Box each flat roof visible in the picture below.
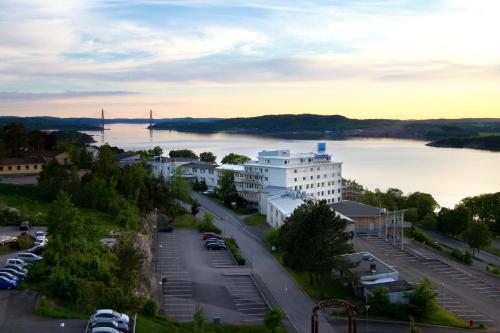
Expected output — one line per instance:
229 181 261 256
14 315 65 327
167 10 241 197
181 162 218 170
342 252 397 277
0 157 44 165
331 200 387 217
365 280 414 293
216 164 244 171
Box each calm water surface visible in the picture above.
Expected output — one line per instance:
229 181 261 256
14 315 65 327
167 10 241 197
87 123 500 208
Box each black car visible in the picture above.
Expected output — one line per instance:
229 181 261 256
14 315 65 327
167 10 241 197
19 221 30 231
158 225 173 232
206 242 226 250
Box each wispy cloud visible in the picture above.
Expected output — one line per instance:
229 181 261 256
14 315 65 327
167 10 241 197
0 91 137 101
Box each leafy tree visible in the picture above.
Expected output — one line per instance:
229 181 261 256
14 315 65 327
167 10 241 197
193 305 205 333
406 192 439 220
463 221 491 256
93 144 120 180
264 307 286 333
461 192 500 233
116 237 143 288
437 205 471 236
37 160 80 200
1 123 29 157
218 170 239 206
170 170 192 202
420 213 437 229
116 201 140 229
199 152 216 163
46 192 84 252
368 287 390 315
191 200 200 216
406 278 437 320
279 200 353 298
169 149 198 159
220 153 251 165
405 208 418 223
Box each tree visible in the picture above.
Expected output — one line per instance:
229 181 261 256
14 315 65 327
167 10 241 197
199 152 216 163
368 287 390 316
406 278 437 320
437 205 471 237
406 192 439 220
116 237 143 288
169 149 198 160
193 305 205 333
93 144 120 180
191 200 200 216
461 192 500 233
463 221 491 256
1 123 29 157
220 153 251 165
264 307 286 333
279 200 353 298
218 171 238 206
46 192 84 252
409 316 421 333
169 170 192 202
37 160 80 200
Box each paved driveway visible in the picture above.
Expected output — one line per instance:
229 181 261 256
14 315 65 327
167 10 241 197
0 290 86 333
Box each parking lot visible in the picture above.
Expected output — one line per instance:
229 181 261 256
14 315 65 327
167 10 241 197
357 235 498 327
156 228 268 324
224 274 269 323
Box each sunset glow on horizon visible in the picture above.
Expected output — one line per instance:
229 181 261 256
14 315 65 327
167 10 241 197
1 1 499 119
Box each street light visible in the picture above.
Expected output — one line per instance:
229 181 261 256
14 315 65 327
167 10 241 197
365 305 370 333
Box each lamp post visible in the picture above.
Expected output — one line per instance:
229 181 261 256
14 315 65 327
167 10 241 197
365 304 370 333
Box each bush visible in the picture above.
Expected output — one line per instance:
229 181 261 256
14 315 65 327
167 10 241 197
449 248 473 265
225 237 246 266
142 299 158 317
264 307 286 333
197 214 221 233
265 227 280 249
410 227 443 251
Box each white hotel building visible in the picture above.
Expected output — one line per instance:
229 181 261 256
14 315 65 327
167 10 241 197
237 149 343 208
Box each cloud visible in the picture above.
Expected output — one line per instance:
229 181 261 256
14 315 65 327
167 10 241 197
0 90 137 101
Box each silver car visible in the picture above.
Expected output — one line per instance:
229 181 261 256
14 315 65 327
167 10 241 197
16 252 42 263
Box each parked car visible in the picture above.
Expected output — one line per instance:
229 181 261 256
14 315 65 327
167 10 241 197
34 239 48 247
92 319 128 333
35 231 46 239
205 239 226 247
206 242 227 250
3 264 28 275
0 268 26 279
0 276 16 290
202 189 213 195
5 258 27 267
0 235 17 246
26 244 44 255
91 310 130 325
16 252 42 263
19 221 30 231
158 225 173 233
202 232 222 240
90 328 120 333
0 271 19 282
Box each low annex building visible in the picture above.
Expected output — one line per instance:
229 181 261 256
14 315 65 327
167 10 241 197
0 150 71 177
331 200 388 233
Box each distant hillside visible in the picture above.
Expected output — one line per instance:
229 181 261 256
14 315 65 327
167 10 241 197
151 114 500 141
427 135 500 152
0 116 221 130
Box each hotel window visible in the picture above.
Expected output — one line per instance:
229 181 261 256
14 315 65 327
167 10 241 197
17 166 21 170
264 177 268 181
310 176 313 180
310 168 313 171
25 165 30 170
0 166 3 171
306 184 309 189
338 189 341 193
317 183 320 187
294 186 298 190
294 178 297 182
299 185 303 190
324 174 327 178
311 184 314 188
317 175 320 179
294 169 297 173
317 167 320 171
303 177 306 180
264 168 268 172
284 160 288 164
8 166 12 170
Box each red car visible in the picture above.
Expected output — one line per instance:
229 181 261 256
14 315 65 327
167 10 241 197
203 232 222 240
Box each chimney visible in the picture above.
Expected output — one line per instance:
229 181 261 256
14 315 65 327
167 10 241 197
370 263 377 274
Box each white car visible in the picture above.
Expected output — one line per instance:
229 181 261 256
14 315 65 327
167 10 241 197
91 310 129 325
35 231 47 242
5 258 27 267
16 252 42 263
91 328 120 333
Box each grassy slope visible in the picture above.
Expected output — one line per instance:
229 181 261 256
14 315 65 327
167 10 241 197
0 184 116 233
244 214 267 226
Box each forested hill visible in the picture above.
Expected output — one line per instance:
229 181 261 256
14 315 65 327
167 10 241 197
427 135 500 152
151 114 500 141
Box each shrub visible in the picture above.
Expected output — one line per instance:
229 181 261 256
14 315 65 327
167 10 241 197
264 307 286 333
410 227 443 251
225 237 246 266
448 248 473 265
197 214 221 233
265 227 280 249
142 299 158 317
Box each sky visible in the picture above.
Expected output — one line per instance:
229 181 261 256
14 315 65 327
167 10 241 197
0 0 499 119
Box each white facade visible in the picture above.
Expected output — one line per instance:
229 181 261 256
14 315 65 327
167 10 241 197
179 162 218 189
240 149 343 206
149 156 195 180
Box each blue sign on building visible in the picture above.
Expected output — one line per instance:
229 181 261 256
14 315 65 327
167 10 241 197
317 142 326 154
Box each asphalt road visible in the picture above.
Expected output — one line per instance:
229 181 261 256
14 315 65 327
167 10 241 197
192 192 331 333
425 229 500 267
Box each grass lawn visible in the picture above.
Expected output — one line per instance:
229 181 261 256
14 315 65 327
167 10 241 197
0 184 117 236
271 251 352 301
172 214 198 228
244 214 267 226
424 304 469 328
485 244 500 257
136 315 282 333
